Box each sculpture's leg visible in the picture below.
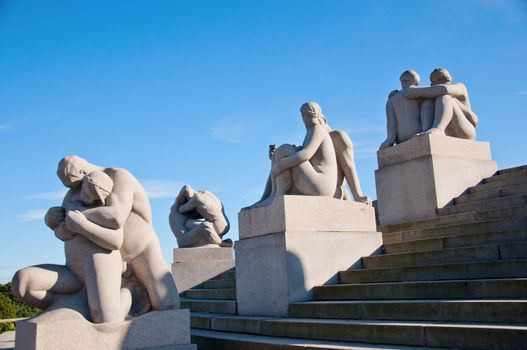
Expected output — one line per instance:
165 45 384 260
11 264 82 309
337 148 369 203
176 219 211 247
447 99 477 140
83 250 124 323
420 99 435 132
130 241 180 310
425 95 455 136
250 144 296 208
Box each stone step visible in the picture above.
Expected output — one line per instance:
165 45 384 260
259 318 527 350
454 183 527 205
191 329 442 350
438 194 527 216
468 175 527 193
210 269 236 280
185 288 236 300
380 205 527 235
362 242 527 269
203 278 236 289
485 166 527 182
383 217 527 244
289 299 527 323
181 298 237 314
190 312 270 334
384 228 527 254
340 259 527 284
314 278 527 301
497 164 527 176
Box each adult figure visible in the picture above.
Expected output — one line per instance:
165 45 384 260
12 171 130 323
379 70 423 149
321 118 371 204
249 102 338 208
169 185 231 248
405 68 478 139
13 156 179 319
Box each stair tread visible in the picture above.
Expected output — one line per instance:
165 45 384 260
191 329 442 349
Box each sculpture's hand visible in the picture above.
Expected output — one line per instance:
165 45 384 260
403 87 419 99
45 206 65 229
65 210 88 233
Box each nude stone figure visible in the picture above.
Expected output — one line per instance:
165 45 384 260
379 70 423 149
249 102 338 208
12 170 133 323
405 68 478 139
321 118 371 204
12 156 179 323
169 185 232 248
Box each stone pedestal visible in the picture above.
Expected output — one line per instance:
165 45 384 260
375 134 498 226
15 308 195 350
172 247 235 293
236 196 382 317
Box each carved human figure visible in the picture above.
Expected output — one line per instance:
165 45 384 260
405 68 478 139
249 102 338 208
169 185 231 248
320 118 371 204
379 70 423 149
12 156 179 323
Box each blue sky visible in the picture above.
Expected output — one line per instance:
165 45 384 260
1 0 526 282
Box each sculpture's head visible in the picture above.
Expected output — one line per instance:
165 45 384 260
57 155 90 189
81 170 113 206
399 70 420 88
430 68 452 85
300 102 325 127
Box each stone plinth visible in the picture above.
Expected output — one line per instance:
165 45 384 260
375 134 497 226
15 308 195 350
172 247 234 293
236 196 382 317
239 195 376 239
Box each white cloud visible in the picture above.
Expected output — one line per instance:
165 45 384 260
515 90 527 96
0 124 8 130
25 190 67 200
207 119 254 144
140 179 185 199
16 209 47 222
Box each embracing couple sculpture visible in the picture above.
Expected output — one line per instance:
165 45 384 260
380 67 478 149
12 156 180 324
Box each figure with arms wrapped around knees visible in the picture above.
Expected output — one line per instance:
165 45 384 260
249 102 369 208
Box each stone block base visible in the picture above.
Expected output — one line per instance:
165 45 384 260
15 308 195 350
239 195 376 239
172 247 234 293
236 196 382 317
375 134 497 226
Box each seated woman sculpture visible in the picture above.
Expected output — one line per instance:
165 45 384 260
249 102 339 208
12 171 132 323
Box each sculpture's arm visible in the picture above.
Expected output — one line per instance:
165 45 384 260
53 221 77 241
80 170 134 230
379 99 397 149
405 83 465 99
65 210 124 251
273 126 325 175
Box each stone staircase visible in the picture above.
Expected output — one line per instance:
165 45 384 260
187 165 527 349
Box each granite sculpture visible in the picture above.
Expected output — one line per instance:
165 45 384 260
169 185 231 248
12 155 180 324
249 102 369 208
380 68 478 149
406 68 478 139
